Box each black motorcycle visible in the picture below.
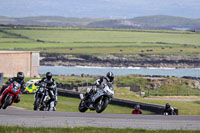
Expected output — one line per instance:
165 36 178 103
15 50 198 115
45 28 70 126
33 82 55 111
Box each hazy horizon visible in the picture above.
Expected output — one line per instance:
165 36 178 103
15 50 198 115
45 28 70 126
1 0 200 19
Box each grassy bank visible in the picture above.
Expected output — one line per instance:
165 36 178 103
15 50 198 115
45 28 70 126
1 126 199 133
114 87 200 115
116 75 200 96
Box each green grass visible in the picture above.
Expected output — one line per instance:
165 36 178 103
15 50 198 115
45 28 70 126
13 94 153 114
53 76 95 85
116 75 147 88
1 126 199 133
116 76 200 96
114 87 200 115
7 29 200 44
148 84 200 96
0 26 200 55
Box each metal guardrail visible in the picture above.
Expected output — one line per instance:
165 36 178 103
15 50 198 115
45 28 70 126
58 89 178 115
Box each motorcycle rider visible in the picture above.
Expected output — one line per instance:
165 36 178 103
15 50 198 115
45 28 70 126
81 72 114 101
35 72 57 108
163 103 175 115
0 72 26 103
132 104 142 114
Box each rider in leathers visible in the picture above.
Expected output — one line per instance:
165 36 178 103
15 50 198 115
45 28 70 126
35 72 57 107
83 72 114 100
163 103 175 115
0 72 26 103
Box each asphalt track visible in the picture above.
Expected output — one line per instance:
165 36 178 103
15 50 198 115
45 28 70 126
0 109 200 130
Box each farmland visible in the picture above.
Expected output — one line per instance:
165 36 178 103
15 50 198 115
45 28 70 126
0 26 200 55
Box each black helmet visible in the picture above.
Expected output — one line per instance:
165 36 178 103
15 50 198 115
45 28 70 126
165 103 171 109
46 72 52 80
17 72 24 81
106 72 114 82
135 104 140 110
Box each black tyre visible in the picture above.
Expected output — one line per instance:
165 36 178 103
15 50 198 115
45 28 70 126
96 97 109 113
2 95 13 109
46 103 50 111
33 98 40 111
78 100 88 113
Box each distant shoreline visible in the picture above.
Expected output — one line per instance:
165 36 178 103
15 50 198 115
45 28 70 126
40 53 200 69
41 65 200 70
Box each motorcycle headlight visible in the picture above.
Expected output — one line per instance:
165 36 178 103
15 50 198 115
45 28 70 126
12 87 18 92
106 91 113 96
39 87 44 92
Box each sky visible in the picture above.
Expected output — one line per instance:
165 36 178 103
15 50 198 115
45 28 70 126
0 0 200 18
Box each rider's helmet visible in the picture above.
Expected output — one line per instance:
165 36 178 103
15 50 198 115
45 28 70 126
46 72 52 80
17 72 24 81
135 104 140 111
165 103 171 109
106 72 114 82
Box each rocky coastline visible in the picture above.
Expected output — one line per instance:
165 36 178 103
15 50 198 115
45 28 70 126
40 53 200 68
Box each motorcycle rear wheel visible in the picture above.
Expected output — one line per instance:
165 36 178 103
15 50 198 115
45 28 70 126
78 100 88 112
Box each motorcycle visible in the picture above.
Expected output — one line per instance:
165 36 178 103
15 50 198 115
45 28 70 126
0 81 21 109
33 83 56 111
78 83 114 113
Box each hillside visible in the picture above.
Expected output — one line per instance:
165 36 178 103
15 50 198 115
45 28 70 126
88 15 200 30
0 15 200 30
0 16 104 27
131 15 200 29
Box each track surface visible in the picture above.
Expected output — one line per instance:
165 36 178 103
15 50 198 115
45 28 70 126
0 109 200 130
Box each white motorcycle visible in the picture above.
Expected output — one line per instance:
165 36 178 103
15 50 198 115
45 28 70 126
79 83 114 113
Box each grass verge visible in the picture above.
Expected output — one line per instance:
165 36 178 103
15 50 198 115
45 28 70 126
0 126 199 133
114 87 200 115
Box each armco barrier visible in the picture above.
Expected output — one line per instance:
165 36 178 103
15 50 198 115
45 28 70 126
58 89 178 115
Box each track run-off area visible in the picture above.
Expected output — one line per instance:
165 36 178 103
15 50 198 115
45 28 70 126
0 109 200 130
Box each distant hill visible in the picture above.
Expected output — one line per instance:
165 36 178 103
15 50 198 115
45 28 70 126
130 15 200 29
0 16 104 27
0 15 200 30
88 15 200 30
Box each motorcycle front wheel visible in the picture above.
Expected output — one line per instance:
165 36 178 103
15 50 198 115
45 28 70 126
96 97 109 113
78 100 88 113
33 98 41 111
2 95 13 109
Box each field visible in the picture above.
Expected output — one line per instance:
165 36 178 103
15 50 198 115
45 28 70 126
0 26 200 55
